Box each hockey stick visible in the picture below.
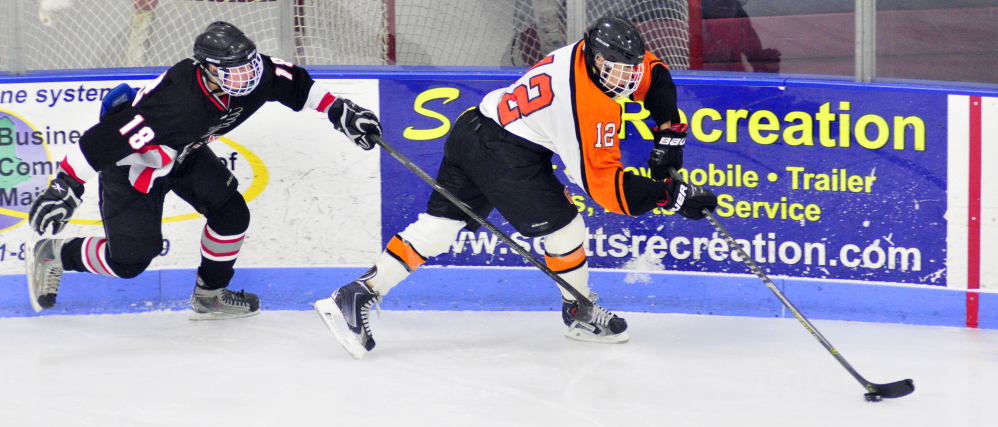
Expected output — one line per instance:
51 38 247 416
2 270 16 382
372 134 596 320
668 169 914 401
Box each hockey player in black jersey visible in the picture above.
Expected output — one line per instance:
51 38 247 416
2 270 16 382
26 21 382 319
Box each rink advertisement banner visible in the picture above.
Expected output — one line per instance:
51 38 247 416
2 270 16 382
379 79 947 286
0 77 383 276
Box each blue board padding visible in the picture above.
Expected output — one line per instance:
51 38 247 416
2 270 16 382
1 267 985 330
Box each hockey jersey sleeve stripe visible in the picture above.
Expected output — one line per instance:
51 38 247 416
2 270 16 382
306 84 337 113
132 166 156 193
614 169 631 216
59 146 97 184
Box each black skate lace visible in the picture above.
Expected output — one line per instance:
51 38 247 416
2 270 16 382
220 289 248 307
42 263 63 295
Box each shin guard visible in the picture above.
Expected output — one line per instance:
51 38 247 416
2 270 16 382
543 214 590 300
366 214 466 295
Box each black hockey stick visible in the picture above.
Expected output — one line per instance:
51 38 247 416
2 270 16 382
372 135 596 320
669 169 914 401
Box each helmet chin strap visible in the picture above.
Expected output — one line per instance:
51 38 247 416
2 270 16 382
199 65 227 95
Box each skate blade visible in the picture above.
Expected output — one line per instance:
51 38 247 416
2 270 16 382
564 327 630 344
314 298 367 359
188 309 261 321
24 240 42 313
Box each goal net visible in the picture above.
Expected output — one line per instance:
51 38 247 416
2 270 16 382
3 0 689 72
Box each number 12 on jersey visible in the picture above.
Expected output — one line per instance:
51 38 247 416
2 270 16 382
594 122 616 148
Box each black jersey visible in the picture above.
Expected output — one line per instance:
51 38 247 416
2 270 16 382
61 55 336 192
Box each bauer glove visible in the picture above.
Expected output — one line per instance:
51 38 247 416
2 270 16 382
329 97 382 150
657 177 717 220
648 123 688 180
29 172 84 235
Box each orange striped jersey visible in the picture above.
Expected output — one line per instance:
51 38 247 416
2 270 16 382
478 40 677 216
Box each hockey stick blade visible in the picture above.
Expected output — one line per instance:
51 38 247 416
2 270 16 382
667 168 914 401
865 379 915 402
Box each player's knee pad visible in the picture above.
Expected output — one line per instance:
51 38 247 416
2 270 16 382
544 214 586 256
398 213 467 258
204 192 250 236
77 237 153 278
106 257 153 279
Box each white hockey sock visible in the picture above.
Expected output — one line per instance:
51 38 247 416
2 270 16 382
543 214 590 301
367 213 466 295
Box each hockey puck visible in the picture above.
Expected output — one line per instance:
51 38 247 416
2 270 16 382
864 393 883 402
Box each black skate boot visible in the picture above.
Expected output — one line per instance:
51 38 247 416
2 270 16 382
26 239 66 312
315 273 380 359
189 275 260 320
562 292 629 344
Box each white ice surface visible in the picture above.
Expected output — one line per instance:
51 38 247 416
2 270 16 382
1 310 996 426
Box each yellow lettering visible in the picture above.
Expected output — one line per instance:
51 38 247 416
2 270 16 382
894 116 925 151
789 204 805 220
403 87 461 140
839 101 851 148
692 108 722 142
864 175 877 192
716 193 734 217
735 200 751 218
847 175 864 192
619 100 653 139
855 114 889 149
786 166 804 189
805 204 821 221
748 110 780 144
782 111 813 146
726 109 749 143
816 102 836 147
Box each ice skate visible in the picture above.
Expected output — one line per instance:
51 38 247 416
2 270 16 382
315 279 380 359
189 275 260 320
26 238 66 312
562 293 629 344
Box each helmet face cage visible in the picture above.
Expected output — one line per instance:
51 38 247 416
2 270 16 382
209 50 263 97
596 55 644 100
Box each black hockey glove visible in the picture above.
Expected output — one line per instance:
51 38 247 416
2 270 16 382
648 123 688 181
329 97 382 150
657 177 717 220
29 172 84 235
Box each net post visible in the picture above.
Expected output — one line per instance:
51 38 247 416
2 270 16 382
277 0 296 63
566 0 587 42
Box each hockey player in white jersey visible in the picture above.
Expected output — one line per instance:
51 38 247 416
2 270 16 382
316 16 718 358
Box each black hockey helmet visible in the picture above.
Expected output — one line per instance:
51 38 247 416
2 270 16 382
583 16 645 67
194 21 256 67
582 16 646 99
193 21 263 96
